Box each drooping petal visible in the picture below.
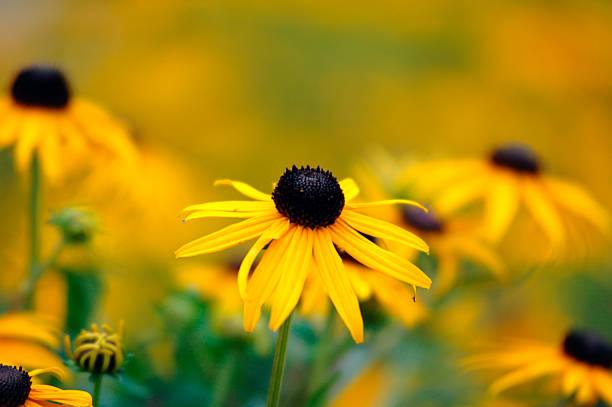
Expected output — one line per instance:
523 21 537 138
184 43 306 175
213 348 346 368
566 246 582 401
483 176 520 242
329 219 431 288
29 384 93 407
522 178 565 249
313 228 363 343
269 227 313 330
243 229 295 332
545 176 610 233
15 117 41 172
175 213 280 258
340 209 429 253
489 358 564 395
238 217 290 298
214 179 272 201
339 178 359 202
347 199 426 212
434 175 489 216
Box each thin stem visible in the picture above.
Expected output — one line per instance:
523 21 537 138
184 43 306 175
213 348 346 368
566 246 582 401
27 154 41 307
266 313 293 407
211 351 238 407
306 312 336 398
92 374 103 406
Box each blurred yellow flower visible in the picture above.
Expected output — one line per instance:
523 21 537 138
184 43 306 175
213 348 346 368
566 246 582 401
0 365 92 407
404 144 609 254
0 313 64 372
465 330 612 405
176 165 431 343
0 65 136 183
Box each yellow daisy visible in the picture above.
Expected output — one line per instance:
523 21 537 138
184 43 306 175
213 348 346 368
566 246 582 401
0 65 135 182
0 365 92 407
0 313 64 372
465 330 612 405
175 165 432 343
399 206 504 296
404 144 609 251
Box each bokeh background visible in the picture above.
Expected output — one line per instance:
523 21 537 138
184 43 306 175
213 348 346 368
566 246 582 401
0 1 611 406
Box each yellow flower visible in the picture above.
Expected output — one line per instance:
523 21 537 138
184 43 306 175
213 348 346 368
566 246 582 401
0 313 64 372
399 207 504 296
465 330 612 405
175 165 431 343
0 365 92 407
404 144 609 253
0 65 135 182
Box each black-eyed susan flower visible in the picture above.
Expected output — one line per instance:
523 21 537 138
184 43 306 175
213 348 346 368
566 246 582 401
399 207 504 295
0 313 64 372
175 165 431 343
0 65 135 182
465 330 612 405
403 144 609 252
64 322 125 375
0 364 92 407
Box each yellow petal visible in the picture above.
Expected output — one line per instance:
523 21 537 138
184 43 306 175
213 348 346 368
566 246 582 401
435 254 459 297
329 219 432 288
181 201 276 221
341 209 429 253
15 118 41 172
339 178 359 202
347 199 427 211
238 218 290 298
313 228 363 343
269 227 313 330
522 178 565 249
175 213 280 258
592 368 612 405
483 176 519 242
434 175 488 216
489 358 564 395
545 176 610 233
453 239 505 279
214 179 272 201
243 230 294 332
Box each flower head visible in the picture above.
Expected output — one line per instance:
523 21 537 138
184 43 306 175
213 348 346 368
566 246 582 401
403 143 609 254
176 165 432 342
0 364 92 407
0 65 136 182
64 322 125 374
465 330 612 405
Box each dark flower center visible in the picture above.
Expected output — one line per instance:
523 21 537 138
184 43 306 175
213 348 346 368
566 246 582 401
402 206 444 233
0 365 32 407
490 144 540 174
562 330 612 369
10 66 71 109
272 165 345 229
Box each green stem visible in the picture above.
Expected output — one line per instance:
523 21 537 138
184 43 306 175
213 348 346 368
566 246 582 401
306 312 336 398
92 374 103 406
266 313 293 407
211 351 238 407
22 238 64 308
27 154 41 307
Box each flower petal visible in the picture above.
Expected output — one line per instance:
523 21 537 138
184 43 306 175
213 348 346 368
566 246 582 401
347 199 426 211
341 209 429 253
214 179 272 201
339 178 359 202
483 176 519 242
269 227 313 330
522 178 565 249
329 219 431 288
238 217 290 298
175 213 280 258
313 228 363 343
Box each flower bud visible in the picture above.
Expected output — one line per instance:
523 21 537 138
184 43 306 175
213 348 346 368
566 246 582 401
49 207 97 244
64 322 124 374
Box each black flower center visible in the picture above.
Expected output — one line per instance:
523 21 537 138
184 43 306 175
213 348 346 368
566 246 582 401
272 165 345 229
490 144 540 174
402 206 444 233
0 365 32 407
562 330 612 369
10 66 71 109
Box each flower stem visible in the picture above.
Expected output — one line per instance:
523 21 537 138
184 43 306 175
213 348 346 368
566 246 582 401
92 374 103 406
306 312 336 398
211 351 238 407
267 313 293 407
